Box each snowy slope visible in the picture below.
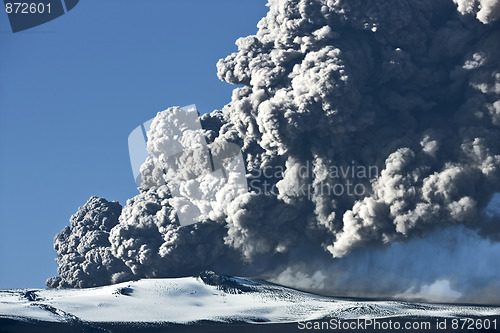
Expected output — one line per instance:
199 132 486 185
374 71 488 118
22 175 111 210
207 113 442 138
1 273 499 324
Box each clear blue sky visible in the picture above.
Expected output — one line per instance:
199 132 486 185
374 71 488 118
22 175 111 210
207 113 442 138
0 0 269 289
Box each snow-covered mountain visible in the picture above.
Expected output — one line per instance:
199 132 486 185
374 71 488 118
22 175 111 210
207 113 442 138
1 272 499 326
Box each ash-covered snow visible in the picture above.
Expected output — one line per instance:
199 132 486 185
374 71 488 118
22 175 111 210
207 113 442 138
2 274 499 324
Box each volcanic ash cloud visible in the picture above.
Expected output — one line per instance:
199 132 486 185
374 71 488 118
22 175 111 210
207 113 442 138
49 0 500 303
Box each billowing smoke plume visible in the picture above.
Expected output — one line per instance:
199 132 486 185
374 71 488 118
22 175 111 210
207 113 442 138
47 197 128 288
454 0 500 23
49 0 500 303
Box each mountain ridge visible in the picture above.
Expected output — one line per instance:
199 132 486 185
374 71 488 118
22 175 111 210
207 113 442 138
1 272 499 327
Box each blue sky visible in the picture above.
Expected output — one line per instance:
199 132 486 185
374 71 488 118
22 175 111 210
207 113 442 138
0 0 269 289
